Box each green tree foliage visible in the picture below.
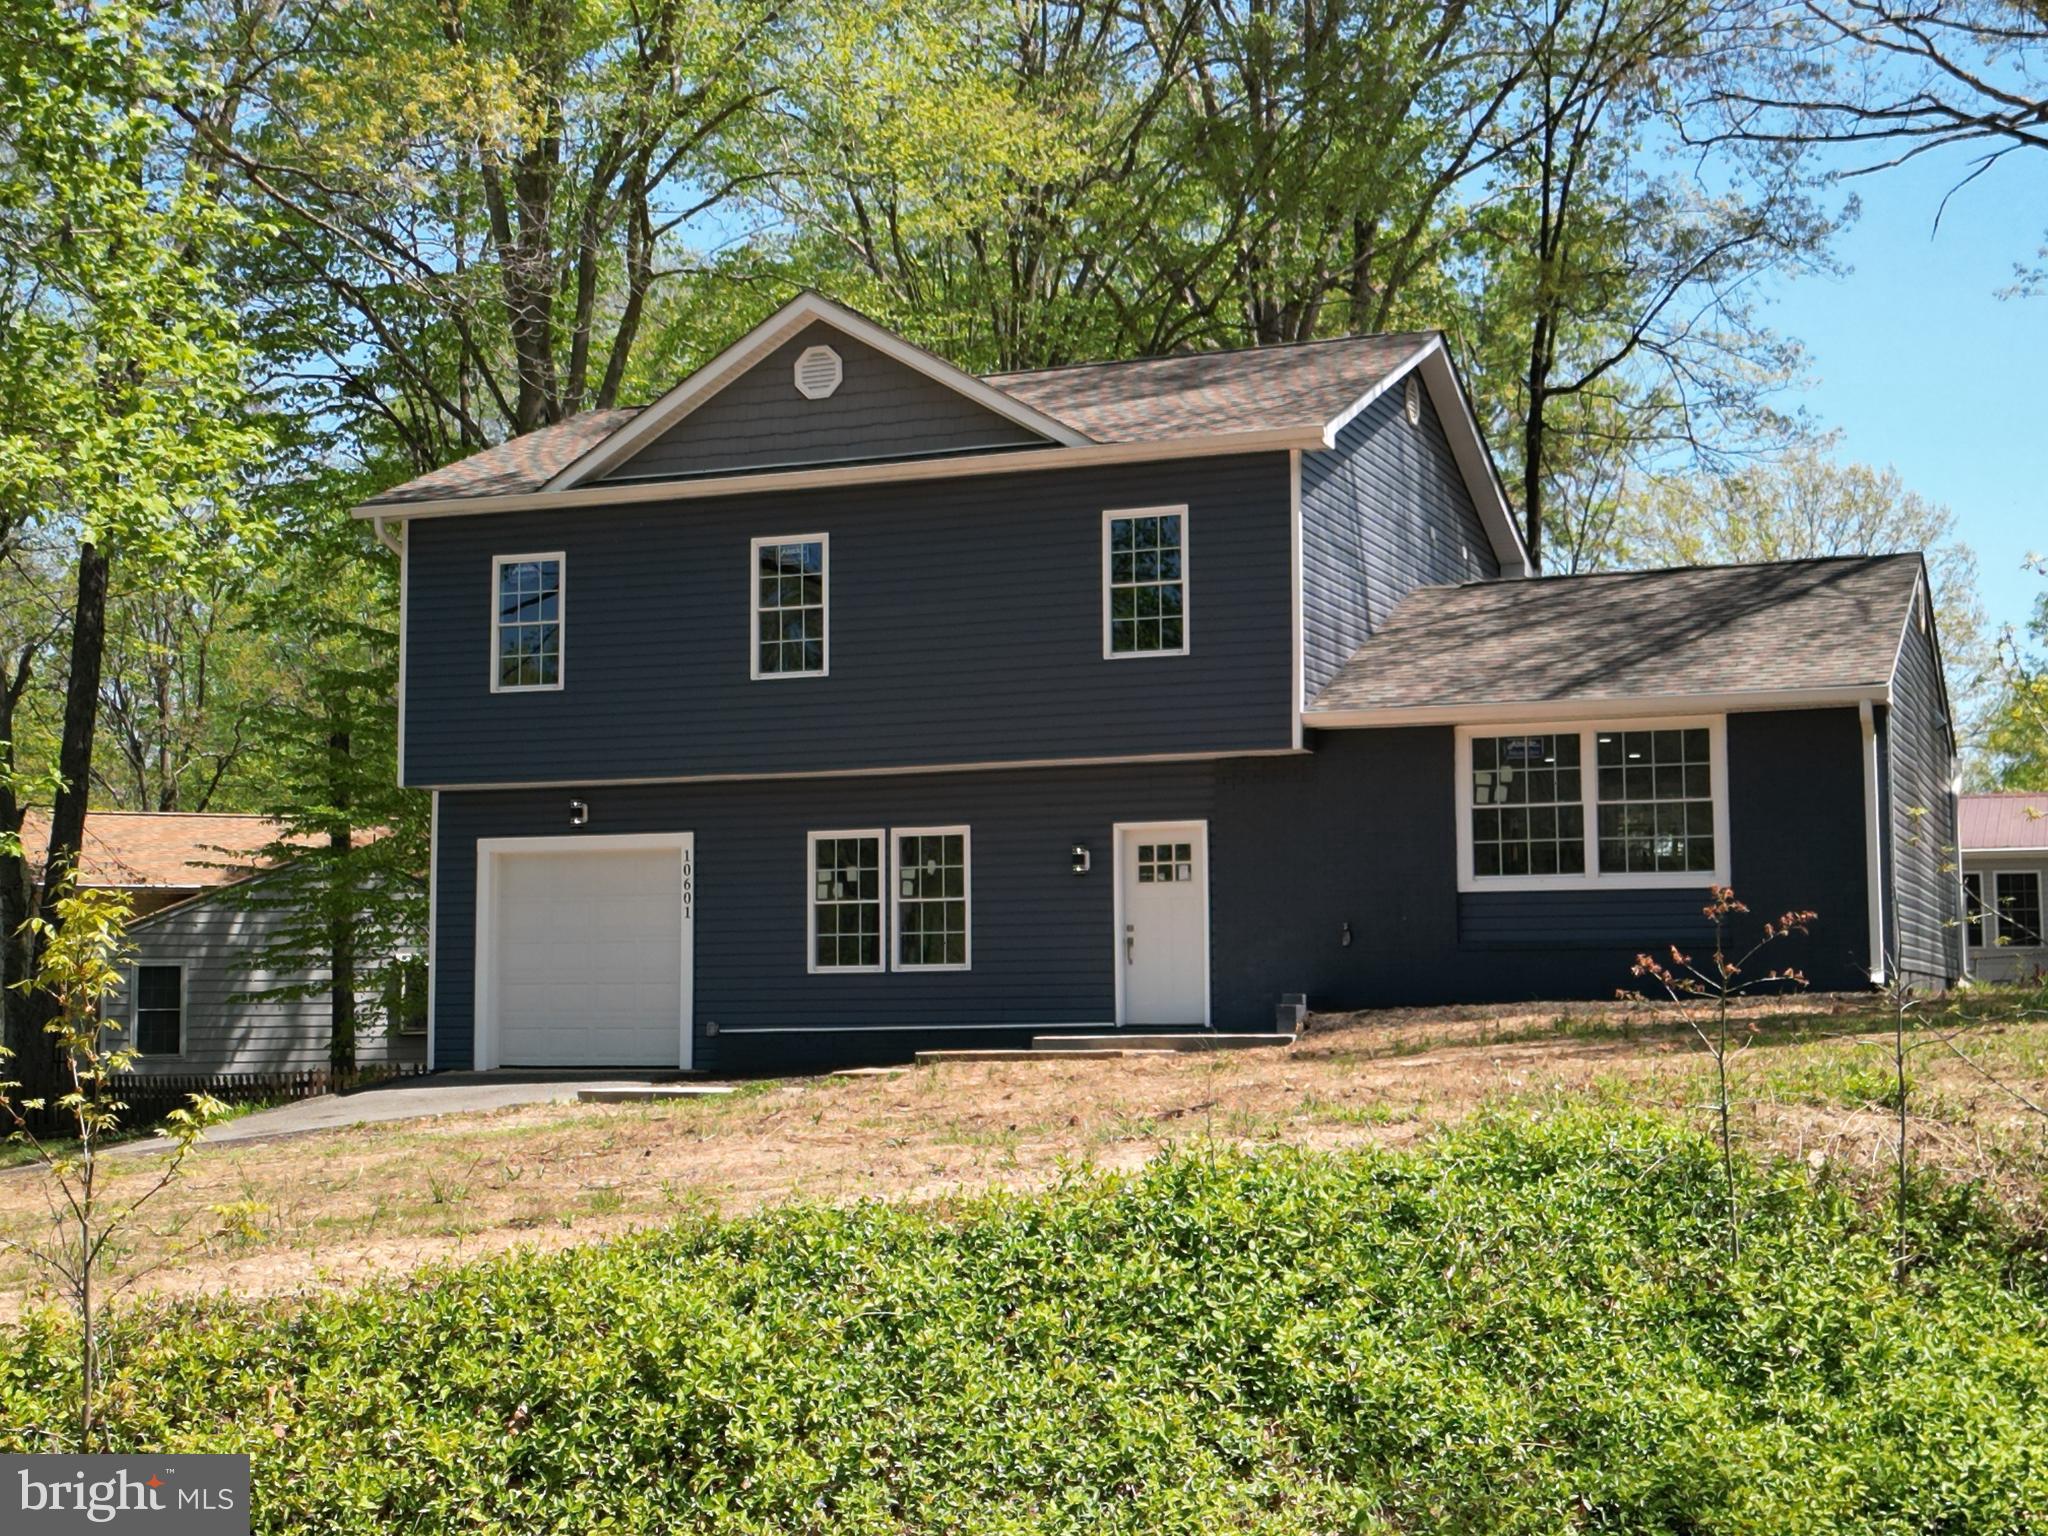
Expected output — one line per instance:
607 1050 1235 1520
1987 560 2048 788
1620 441 1993 740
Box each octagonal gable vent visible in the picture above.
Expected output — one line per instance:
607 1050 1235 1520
794 344 844 400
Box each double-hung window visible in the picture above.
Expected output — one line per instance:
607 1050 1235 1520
1104 507 1187 656
1994 870 2044 949
133 964 184 1056
1963 872 1987 949
808 826 973 973
492 553 564 691
1460 719 1728 890
753 535 827 678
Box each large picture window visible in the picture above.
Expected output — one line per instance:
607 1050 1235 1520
133 963 184 1056
492 554 563 691
809 830 883 972
1103 507 1187 657
1459 719 1728 891
893 827 970 970
753 535 827 678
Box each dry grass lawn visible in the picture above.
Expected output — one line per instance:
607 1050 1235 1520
4 991 2046 1315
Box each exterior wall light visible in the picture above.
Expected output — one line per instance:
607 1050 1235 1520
569 800 590 827
1071 844 1091 876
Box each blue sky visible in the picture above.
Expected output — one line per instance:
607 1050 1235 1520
1766 146 2046 639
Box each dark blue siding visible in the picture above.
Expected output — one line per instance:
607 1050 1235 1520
404 454 1294 787
1299 376 1498 703
430 706 1878 1073
1885 589 1961 986
601 321 1044 482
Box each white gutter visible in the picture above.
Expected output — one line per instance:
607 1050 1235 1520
351 428 1328 522
370 513 405 555
1861 697 1888 985
1306 686 1890 730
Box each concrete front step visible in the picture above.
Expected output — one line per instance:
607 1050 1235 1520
1035 1033 1295 1053
915 1048 1177 1065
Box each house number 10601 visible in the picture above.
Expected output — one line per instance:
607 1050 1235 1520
681 850 694 920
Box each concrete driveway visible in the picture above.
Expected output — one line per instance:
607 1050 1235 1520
148 1072 704 1150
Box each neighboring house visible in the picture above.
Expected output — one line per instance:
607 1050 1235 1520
1959 793 2048 982
19 811 425 1076
356 291 1961 1074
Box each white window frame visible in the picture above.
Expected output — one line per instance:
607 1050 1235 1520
1989 867 2046 950
489 551 566 693
807 827 886 974
751 533 830 681
1101 505 1190 660
1962 870 1988 950
130 960 187 1058
890 825 972 972
1455 716 1731 893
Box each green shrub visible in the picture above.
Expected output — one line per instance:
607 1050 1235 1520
4 1108 2046 1532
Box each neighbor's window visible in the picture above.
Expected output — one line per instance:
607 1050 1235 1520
383 956 429 1036
1461 720 1724 889
493 554 563 690
1994 870 2044 948
134 964 183 1055
810 830 882 971
893 828 969 970
1963 872 1986 949
1105 508 1186 656
1469 734 1585 877
1595 727 1716 875
754 535 827 678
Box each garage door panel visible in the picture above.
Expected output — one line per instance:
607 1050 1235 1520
486 841 690 1068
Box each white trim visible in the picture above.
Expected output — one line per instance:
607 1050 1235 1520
539 293 1088 491
1101 506 1191 660
1861 699 1888 985
1454 718 1731 894
411 746 1310 794
1320 337 1436 442
888 824 972 972
1960 845 2048 857
1986 866 2046 950
1312 685 1888 730
129 960 187 1059
488 551 566 693
473 831 695 1072
396 525 409 785
1288 449 1304 749
353 429 1326 521
1111 819 1212 1028
749 533 830 680
806 827 888 975
425 789 439 1069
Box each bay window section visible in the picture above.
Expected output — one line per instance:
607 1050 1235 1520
1461 720 1726 890
1994 871 2044 949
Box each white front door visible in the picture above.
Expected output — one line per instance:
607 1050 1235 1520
1117 822 1209 1027
477 834 694 1069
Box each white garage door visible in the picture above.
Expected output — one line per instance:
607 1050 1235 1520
482 837 692 1069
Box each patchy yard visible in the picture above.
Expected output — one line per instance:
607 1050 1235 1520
4 989 2047 1313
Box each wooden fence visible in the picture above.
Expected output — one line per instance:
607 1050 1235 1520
114 1063 429 1118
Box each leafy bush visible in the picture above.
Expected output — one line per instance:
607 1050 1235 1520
4 1109 2046 1532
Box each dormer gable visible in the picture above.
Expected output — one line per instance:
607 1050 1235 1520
545 293 1088 490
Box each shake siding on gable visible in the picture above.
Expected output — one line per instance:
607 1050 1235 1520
404 454 1295 787
1298 377 1498 703
1885 588 1961 986
597 321 1045 482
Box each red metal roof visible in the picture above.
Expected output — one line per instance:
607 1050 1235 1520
1959 793 2048 851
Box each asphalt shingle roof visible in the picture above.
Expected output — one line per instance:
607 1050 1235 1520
1305 555 1925 717
363 333 1441 505
18 811 295 889
1960 794 2048 851
987 333 1436 443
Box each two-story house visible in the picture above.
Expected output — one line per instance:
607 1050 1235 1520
358 293 1961 1074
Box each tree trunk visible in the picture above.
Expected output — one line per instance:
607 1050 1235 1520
1522 318 1550 574
0 645 36 1064
18 543 111 1107
327 728 356 1075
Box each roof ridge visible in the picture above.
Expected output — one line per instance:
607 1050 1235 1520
986 329 1440 382
1456 552 1920 588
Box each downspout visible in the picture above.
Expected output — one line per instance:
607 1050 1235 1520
1860 698 1887 985
371 514 404 557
